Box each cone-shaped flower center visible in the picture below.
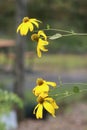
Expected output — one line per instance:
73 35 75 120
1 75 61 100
31 34 39 42
37 78 44 86
23 17 29 23
37 97 44 104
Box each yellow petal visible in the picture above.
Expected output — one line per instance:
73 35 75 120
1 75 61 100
30 18 42 23
29 18 41 29
37 39 48 57
52 101 59 109
44 97 54 102
36 104 43 119
16 23 22 33
20 23 29 35
27 22 34 31
33 84 49 96
45 97 59 109
38 30 47 40
43 101 55 117
46 81 56 87
39 92 48 98
30 20 39 28
39 39 49 45
39 45 48 52
33 104 39 114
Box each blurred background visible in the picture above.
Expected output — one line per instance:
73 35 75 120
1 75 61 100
0 0 87 130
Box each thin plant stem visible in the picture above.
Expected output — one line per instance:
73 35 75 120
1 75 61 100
43 28 72 33
63 82 87 86
43 28 87 39
62 33 87 37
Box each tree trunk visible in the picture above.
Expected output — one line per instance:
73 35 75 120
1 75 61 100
14 0 28 122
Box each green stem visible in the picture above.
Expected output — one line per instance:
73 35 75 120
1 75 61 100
44 28 87 37
62 33 87 37
63 82 87 86
44 28 72 33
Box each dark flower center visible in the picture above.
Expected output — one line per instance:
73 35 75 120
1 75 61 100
38 97 44 104
37 78 44 86
31 34 39 42
23 17 29 23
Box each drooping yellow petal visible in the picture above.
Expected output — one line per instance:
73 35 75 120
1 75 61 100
37 45 48 57
30 19 39 28
39 44 48 52
17 23 23 33
30 18 42 23
37 39 48 57
45 97 59 109
46 81 57 87
36 104 43 119
33 104 39 114
20 23 29 35
52 101 59 109
43 101 55 117
38 30 47 40
39 38 49 45
27 22 34 32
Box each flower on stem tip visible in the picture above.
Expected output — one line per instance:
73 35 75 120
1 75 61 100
17 17 41 36
31 30 49 57
33 78 56 97
33 96 59 119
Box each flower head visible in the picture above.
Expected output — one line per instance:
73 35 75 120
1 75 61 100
33 96 59 119
31 30 49 57
17 17 41 36
33 78 56 97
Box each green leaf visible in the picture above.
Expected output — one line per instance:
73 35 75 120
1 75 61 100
73 86 80 93
49 33 62 40
0 89 23 114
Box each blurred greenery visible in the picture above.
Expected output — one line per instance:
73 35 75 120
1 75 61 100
49 83 87 103
0 0 87 54
0 122 6 130
33 54 87 72
0 82 23 115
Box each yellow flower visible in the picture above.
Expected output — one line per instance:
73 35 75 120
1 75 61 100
31 30 49 57
33 96 59 119
33 78 56 97
17 17 41 36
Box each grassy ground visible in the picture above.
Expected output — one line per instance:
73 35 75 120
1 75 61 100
33 54 87 73
0 53 87 71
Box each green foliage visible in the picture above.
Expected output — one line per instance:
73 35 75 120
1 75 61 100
0 122 6 130
73 86 80 93
49 83 87 103
0 82 23 129
0 88 23 115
